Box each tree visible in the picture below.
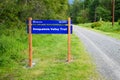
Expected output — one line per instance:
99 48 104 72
70 0 91 23
0 0 20 22
0 0 69 23
43 0 68 19
115 0 120 21
70 0 80 21
96 6 111 21
89 0 100 22
84 0 93 8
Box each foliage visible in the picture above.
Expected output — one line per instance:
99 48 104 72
118 19 120 25
0 0 69 24
80 22 120 32
70 0 84 23
96 6 111 21
70 0 120 23
91 22 102 28
0 0 69 68
76 17 86 23
115 0 120 21
89 0 100 22
0 0 69 67
0 26 27 66
79 22 120 40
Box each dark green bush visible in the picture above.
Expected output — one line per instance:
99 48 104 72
118 19 120 25
91 22 102 28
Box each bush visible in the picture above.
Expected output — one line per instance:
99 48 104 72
76 17 88 23
91 22 102 28
118 20 120 25
0 32 27 67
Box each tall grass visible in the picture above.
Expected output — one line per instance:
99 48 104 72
95 22 120 32
79 22 120 39
0 22 102 80
79 22 120 32
0 22 28 79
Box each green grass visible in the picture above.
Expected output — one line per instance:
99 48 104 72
0 26 103 80
79 22 120 39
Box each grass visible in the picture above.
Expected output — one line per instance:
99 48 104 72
79 22 120 39
0 25 103 80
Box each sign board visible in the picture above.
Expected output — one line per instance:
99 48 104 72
27 20 72 34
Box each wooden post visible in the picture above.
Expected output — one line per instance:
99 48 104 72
28 17 32 67
68 17 71 62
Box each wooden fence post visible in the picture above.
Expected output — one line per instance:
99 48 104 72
28 17 32 67
68 17 71 62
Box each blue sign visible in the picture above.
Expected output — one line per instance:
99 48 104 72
32 20 69 24
27 20 73 34
31 26 72 34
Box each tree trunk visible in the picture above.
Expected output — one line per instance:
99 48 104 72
94 8 97 22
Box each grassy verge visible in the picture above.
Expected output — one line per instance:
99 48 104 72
0 26 102 80
79 22 120 40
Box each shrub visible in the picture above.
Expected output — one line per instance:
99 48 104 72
91 22 102 28
0 33 27 67
118 19 120 25
76 17 88 23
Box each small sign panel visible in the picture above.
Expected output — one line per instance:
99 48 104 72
32 20 68 24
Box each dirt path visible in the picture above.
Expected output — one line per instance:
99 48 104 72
74 25 120 80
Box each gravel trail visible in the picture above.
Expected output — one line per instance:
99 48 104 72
74 25 120 80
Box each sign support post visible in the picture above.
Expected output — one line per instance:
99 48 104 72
28 17 32 67
68 17 71 62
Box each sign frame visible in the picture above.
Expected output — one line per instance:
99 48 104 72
27 17 72 67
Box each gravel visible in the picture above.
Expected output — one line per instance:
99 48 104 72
74 25 120 80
